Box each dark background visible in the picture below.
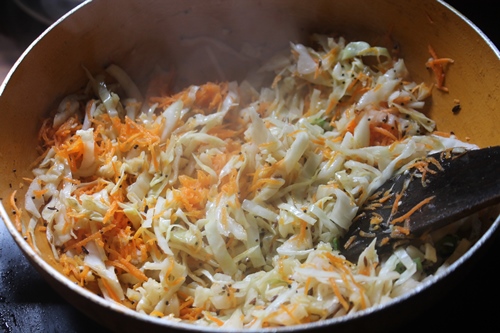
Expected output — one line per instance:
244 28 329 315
0 1 498 332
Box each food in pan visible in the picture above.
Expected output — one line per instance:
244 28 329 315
16 34 481 328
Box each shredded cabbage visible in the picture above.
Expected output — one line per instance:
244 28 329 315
23 34 482 328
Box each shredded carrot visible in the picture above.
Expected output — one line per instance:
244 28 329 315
407 156 443 185
32 188 49 198
392 225 411 236
109 257 149 282
102 200 119 225
328 277 350 311
345 118 358 134
432 130 452 138
179 296 194 310
370 124 400 146
179 296 204 321
391 195 435 225
79 265 91 286
325 96 339 115
9 191 21 231
378 190 394 204
65 223 116 251
180 306 203 321
150 310 165 318
390 190 404 216
426 44 454 92
100 278 121 303
280 303 302 325
369 212 384 227
204 312 225 327
392 95 412 105
380 237 390 247
304 277 313 296
277 256 292 284
297 220 308 244
343 235 357 251
194 82 228 112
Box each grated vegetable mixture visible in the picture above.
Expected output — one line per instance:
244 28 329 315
21 34 480 328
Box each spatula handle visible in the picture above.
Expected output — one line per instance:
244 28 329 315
340 146 500 262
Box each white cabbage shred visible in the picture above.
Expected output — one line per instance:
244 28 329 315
24 34 479 328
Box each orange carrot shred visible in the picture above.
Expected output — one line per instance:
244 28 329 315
204 312 225 326
391 195 436 225
426 44 454 92
9 191 22 232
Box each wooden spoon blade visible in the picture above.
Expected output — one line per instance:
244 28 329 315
339 146 500 262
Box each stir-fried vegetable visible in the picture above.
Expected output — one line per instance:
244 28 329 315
19 34 480 328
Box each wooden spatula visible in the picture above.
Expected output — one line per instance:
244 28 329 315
338 146 500 262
